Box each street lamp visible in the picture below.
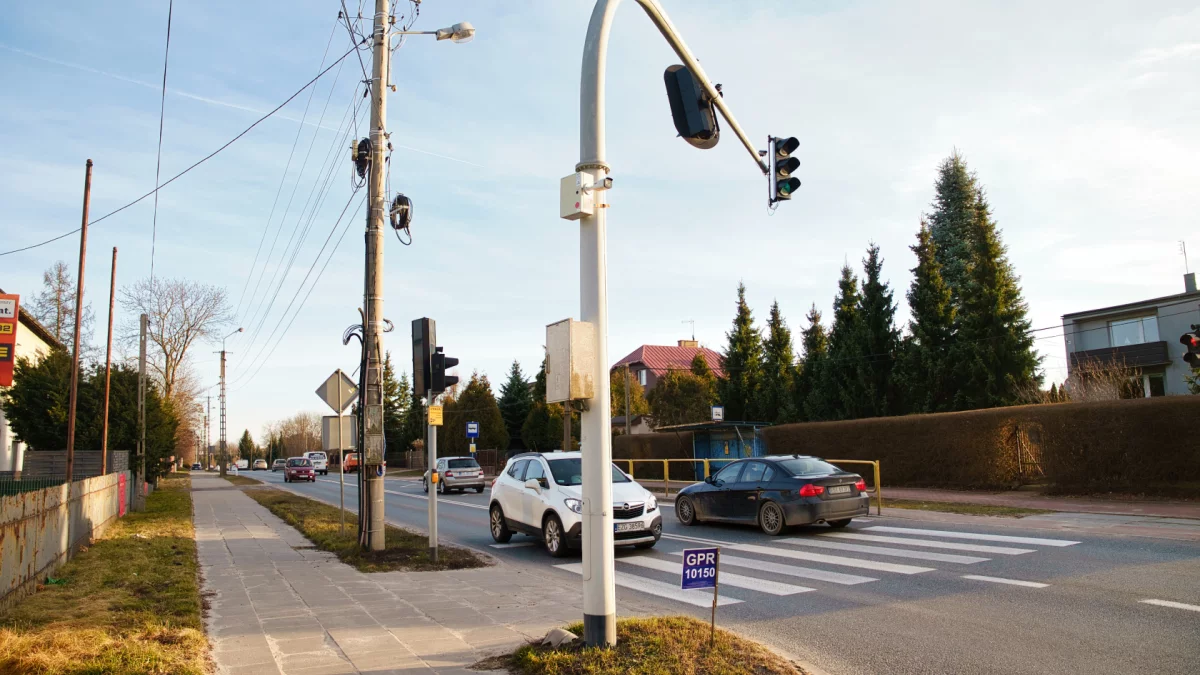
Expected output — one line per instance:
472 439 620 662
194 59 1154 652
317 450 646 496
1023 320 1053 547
393 21 476 44
223 326 243 351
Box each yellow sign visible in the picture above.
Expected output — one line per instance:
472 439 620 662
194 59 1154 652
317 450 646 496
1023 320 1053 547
0 324 11 334
428 405 443 426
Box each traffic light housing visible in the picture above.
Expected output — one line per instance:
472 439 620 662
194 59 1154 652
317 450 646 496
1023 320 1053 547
412 318 435 395
663 65 719 150
431 347 459 394
1181 324 1200 368
769 135 800 204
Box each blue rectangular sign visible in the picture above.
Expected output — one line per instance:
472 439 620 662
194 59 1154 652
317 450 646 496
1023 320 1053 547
466 421 479 438
680 547 719 590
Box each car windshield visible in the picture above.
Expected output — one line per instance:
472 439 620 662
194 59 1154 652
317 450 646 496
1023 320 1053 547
547 458 630 486
448 459 479 469
777 458 842 476
289 459 312 467
308 453 326 460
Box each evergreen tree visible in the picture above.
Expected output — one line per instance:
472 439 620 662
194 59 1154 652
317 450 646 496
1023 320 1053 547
718 282 763 421
442 372 509 456
757 301 799 423
497 360 533 450
807 264 860 420
238 430 255 461
649 354 717 427
610 366 650 421
796 305 828 420
952 191 1041 408
522 359 565 451
382 353 411 456
896 221 957 413
848 244 901 418
397 374 425 457
928 152 978 302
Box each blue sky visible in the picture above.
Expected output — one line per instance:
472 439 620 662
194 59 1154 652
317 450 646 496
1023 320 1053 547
3 1 1198 443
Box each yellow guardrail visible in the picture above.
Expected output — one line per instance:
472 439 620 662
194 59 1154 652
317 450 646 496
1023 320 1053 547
616 457 883 516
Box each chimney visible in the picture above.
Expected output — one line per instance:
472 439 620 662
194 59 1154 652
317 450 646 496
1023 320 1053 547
1187 273 1197 294
678 339 699 348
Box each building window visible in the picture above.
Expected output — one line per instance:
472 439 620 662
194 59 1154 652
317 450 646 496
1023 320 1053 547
1108 316 1159 346
638 369 647 386
1147 374 1165 397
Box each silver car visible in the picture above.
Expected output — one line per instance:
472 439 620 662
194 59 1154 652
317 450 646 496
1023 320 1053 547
424 456 486 494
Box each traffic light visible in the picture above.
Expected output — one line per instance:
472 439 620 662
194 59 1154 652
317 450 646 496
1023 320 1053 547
412 318 435 395
1180 324 1200 368
663 65 719 150
431 347 459 394
769 136 800 204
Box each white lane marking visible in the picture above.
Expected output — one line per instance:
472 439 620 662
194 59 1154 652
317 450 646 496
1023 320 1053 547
668 551 876 585
554 563 742 607
824 532 1034 555
962 575 1049 588
384 488 488 511
663 532 729 547
489 542 537 549
1140 599 1200 613
865 526 1080 547
780 538 988 564
732 543 934 574
618 556 814 596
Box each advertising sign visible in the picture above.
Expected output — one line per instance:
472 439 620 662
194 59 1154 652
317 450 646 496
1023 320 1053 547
681 547 720 590
0 294 18 387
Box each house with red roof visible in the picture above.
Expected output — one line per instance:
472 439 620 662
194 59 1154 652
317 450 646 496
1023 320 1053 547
611 340 724 393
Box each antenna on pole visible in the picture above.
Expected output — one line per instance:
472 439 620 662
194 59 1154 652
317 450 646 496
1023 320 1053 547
682 319 695 341
1180 241 1189 274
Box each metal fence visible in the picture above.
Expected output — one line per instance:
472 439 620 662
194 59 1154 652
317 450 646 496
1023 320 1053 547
0 475 69 498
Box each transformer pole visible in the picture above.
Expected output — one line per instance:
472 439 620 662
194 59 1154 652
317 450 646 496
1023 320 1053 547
101 246 117 475
65 159 92 483
134 313 148 511
219 351 228 477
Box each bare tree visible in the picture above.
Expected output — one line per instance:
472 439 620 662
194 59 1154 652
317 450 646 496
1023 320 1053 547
119 277 233 400
27 260 95 354
1024 359 1145 404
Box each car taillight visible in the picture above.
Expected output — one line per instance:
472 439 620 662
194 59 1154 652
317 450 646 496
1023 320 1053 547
854 479 867 492
445 471 454 477
799 484 825 497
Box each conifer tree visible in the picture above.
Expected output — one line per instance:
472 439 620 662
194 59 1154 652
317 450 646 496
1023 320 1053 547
928 152 978 302
718 282 763 421
808 264 860 420
848 244 901 418
796 304 828 420
896 221 957 413
497 360 533 450
757 301 799 423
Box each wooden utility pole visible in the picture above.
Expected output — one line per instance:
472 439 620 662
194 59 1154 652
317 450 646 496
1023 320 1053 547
624 366 632 436
65 159 93 483
134 313 148 511
100 247 117 474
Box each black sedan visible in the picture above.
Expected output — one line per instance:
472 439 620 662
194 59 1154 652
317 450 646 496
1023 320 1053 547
675 455 870 535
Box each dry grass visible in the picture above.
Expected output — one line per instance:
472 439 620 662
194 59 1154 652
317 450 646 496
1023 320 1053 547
884 498 1052 518
0 476 208 675
478 616 808 675
222 474 263 486
241 485 489 573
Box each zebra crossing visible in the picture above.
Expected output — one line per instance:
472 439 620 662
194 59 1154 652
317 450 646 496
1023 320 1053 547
552 524 1080 607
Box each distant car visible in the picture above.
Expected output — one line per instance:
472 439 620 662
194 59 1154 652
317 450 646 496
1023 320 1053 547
424 456 485 494
344 453 360 473
236 459 249 470
675 455 870 535
303 451 329 475
272 459 287 471
253 459 268 471
191 463 202 471
284 457 315 483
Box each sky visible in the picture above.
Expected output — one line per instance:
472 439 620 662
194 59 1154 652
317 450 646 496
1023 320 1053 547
2 0 1199 445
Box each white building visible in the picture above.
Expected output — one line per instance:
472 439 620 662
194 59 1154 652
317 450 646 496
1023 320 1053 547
0 290 64 473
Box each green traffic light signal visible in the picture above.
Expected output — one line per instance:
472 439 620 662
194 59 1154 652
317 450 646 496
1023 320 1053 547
769 136 801 204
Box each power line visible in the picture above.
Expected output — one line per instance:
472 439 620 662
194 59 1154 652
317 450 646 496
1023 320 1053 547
0 40 364 258
149 0 173 283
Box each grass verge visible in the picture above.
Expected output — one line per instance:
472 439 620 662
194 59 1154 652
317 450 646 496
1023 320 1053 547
0 476 208 675
475 616 808 675
883 498 1053 517
240 485 488 573
222 474 263 486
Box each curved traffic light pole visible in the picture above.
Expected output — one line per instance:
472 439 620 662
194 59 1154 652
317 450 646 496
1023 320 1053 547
575 0 771 648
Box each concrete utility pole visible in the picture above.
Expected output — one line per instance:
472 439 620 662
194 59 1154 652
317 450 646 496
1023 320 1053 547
205 395 211 469
219 350 227 476
101 247 117 475
134 313 148 511
360 0 391 552
65 159 93 483
573 0 767 648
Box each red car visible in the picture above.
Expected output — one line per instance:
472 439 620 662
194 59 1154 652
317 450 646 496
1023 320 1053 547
284 458 316 483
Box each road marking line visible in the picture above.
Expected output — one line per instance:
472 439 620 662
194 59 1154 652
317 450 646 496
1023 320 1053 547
554 563 742 607
489 542 537 549
383 489 489 511
824 532 1034 555
865 526 1080 547
618 556 814 596
1140 599 1200 613
962 575 1048 588
731 543 934 574
662 532 730 547
780 538 988 564
667 551 877 585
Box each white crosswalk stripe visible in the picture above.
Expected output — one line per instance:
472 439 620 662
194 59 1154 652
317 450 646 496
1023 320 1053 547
668 551 877 585
865 526 1080 547
489 542 537 549
779 538 989 564
731 543 935 574
554 563 743 607
962 575 1049 588
823 532 1034 555
618 555 815 595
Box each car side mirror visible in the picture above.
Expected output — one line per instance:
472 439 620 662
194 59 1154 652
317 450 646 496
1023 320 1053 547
524 478 542 492
704 475 715 485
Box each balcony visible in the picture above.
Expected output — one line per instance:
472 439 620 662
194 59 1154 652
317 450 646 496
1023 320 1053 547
1069 341 1170 370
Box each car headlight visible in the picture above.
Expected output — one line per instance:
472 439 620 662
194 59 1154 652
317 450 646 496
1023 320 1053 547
564 498 583 514
647 494 657 512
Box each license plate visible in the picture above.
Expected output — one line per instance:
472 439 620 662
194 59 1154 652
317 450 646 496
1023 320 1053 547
614 522 642 533
828 485 852 495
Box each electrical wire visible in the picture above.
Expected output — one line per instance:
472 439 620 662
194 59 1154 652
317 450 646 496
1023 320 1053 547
0 41 364 258
149 0 173 284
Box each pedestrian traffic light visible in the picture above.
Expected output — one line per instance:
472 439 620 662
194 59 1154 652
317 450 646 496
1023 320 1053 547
431 347 459 393
412 318 435 395
1180 324 1200 367
769 136 800 204
663 65 719 150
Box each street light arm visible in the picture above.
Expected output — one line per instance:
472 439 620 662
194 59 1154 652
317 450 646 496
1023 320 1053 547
580 0 770 174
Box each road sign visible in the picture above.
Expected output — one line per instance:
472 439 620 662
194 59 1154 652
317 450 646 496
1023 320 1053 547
315 369 358 414
681 547 720 590
428 405 443 426
322 416 356 451
466 421 479 438
711 405 724 422
469 443 476 454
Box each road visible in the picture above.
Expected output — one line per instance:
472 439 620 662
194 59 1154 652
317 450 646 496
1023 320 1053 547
245 468 1200 675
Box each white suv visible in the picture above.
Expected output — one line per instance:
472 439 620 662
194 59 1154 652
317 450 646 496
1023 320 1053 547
303 451 328 476
488 451 662 557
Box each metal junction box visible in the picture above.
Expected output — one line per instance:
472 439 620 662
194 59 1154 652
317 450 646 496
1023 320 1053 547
545 318 596 403
559 172 594 220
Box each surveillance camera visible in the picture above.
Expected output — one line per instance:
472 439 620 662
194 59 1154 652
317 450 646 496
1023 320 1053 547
601 177 613 189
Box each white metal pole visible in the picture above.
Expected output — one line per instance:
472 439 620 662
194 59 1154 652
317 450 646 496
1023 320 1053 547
427 390 438 561
338 373 346 537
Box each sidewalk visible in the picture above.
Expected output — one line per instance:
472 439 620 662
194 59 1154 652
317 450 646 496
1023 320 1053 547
883 486 1200 519
191 473 595 675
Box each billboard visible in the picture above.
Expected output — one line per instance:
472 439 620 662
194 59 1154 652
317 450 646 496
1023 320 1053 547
0 294 19 387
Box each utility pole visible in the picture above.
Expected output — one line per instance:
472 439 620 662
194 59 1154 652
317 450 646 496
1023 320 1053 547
360 0 390 552
101 247 117 475
219 350 227 477
624 366 631 436
426 389 438 561
65 159 93 483
205 395 211 469
134 313 148 511
563 401 573 451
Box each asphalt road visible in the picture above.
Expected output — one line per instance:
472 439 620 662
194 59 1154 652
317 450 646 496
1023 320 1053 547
244 468 1200 675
